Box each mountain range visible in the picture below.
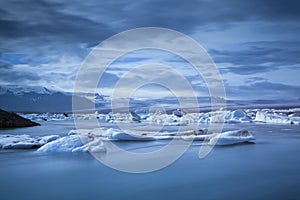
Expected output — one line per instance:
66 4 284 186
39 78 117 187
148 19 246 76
0 85 97 113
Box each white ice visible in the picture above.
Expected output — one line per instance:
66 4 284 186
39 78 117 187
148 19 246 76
37 134 106 153
19 107 300 125
255 111 300 124
208 129 255 145
0 134 59 149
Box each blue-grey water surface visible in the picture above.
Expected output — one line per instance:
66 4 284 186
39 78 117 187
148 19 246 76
1 121 300 200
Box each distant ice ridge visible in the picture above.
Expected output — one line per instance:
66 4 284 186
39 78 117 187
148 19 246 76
102 109 252 125
19 108 300 125
0 134 59 149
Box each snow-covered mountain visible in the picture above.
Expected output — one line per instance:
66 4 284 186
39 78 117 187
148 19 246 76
0 85 94 112
0 85 56 95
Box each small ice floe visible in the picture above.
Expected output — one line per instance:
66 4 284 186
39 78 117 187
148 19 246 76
208 129 255 145
0 134 60 149
108 131 156 141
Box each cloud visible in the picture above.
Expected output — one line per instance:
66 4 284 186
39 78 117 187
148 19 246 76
210 41 300 75
0 61 13 69
226 81 300 100
0 0 299 100
0 66 40 84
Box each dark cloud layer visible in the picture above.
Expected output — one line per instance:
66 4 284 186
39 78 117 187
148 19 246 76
210 41 300 75
227 81 300 99
1 0 299 55
0 0 299 99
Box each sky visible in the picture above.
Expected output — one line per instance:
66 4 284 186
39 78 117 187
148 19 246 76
0 0 300 100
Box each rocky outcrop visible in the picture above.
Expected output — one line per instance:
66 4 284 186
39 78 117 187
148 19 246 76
0 109 40 128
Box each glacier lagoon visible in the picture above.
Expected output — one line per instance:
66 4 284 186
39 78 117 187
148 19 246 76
1 117 300 200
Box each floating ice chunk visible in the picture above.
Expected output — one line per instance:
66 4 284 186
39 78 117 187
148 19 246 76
39 135 60 144
225 109 252 123
208 110 252 123
37 135 83 152
198 113 210 123
255 111 295 124
72 138 106 153
0 134 60 149
37 133 106 153
108 131 156 141
209 130 255 145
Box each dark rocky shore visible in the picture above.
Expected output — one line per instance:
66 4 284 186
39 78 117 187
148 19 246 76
0 109 40 128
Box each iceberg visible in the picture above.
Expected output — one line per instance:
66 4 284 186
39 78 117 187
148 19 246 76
37 135 83 152
255 111 299 124
209 130 255 145
224 109 252 123
0 134 59 149
37 135 106 153
108 132 156 141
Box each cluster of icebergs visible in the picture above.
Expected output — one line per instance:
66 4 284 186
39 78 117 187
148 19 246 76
18 108 300 125
0 128 255 152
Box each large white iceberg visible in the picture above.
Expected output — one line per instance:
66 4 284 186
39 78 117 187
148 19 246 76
37 135 106 153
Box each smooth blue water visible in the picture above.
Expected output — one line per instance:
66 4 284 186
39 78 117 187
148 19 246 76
1 121 300 200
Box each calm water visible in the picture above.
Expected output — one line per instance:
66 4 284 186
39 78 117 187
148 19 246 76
1 121 300 200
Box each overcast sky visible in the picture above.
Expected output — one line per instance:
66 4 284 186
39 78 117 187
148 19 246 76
0 0 299 100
